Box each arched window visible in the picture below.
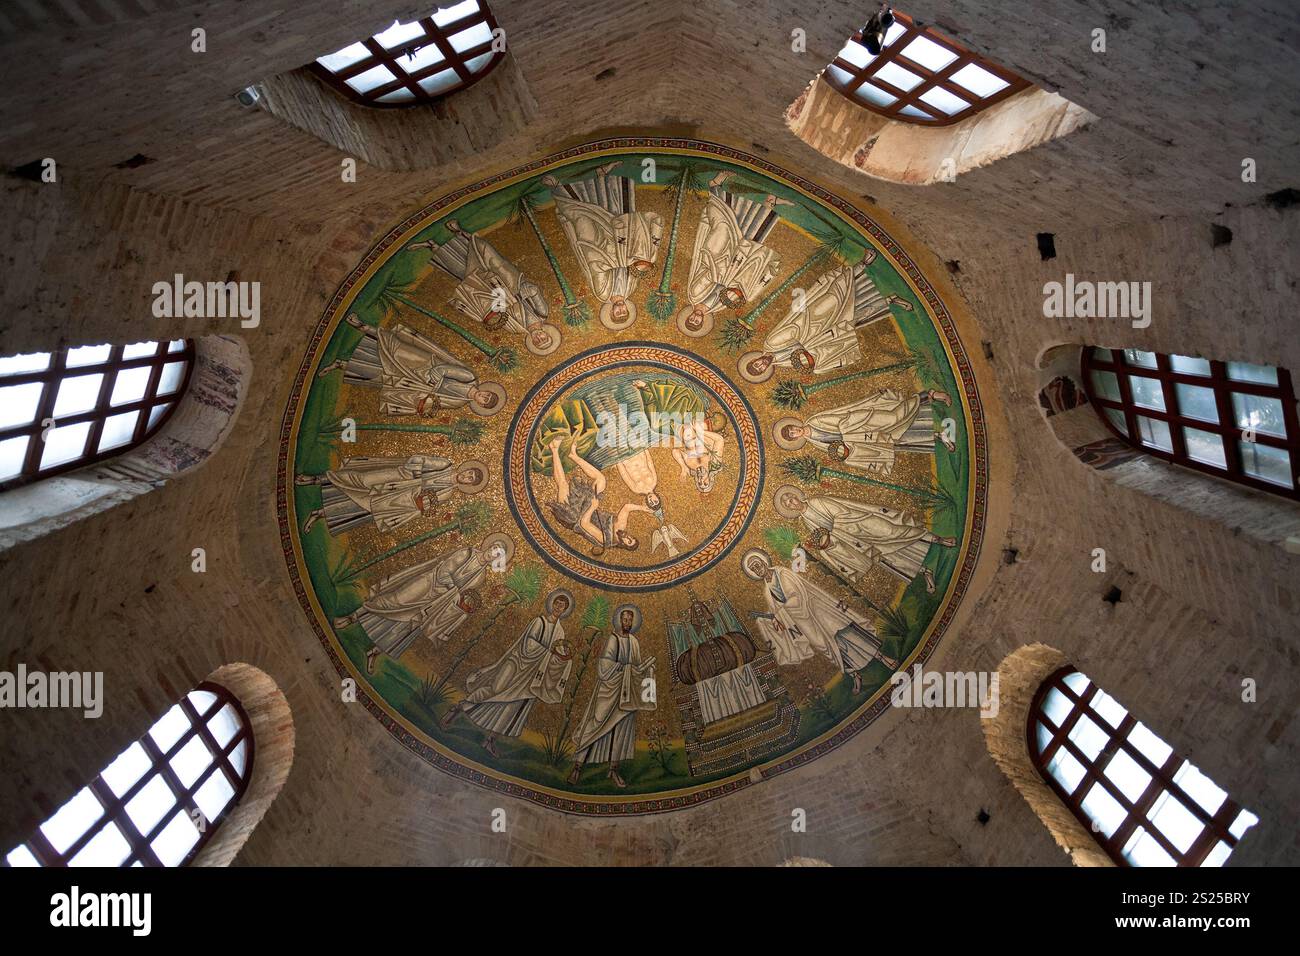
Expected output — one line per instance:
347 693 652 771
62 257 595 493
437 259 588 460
4 684 253 867
825 9 1031 125
310 1 503 107
1030 667 1258 866
1082 347 1299 500
0 339 194 491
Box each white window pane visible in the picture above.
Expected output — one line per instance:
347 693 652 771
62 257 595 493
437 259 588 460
1232 392 1286 437
52 373 103 417
1128 375 1165 410
418 68 460 96
170 736 213 789
193 770 236 825
918 84 971 116
151 812 201 867
1081 782 1126 838
1128 722 1173 767
433 0 481 27
853 81 897 108
1201 841 1232 867
1035 720 1053 753
346 64 397 94
97 411 139 453
1091 369 1121 401
1068 713 1109 761
899 34 957 71
122 341 159 360
375 89 415 104
1046 746 1086 794
1091 690 1128 728
374 19 424 50
66 343 112 367
1171 354 1211 376
0 436 29 480
1040 687 1072 728
1104 748 1151 803
949 62 1009 97
40 786 103 854
157 361 185 397
1229 809 1259 839
110 367 151 407
463 52 493 75
1062 671 1090 695
188 689 218 714
230 740 250 778
1174 383 1218 422
0 382 44 428
1103 407 1128 436
1226 361 1278 385
149 703 189 753
882 21 906 47
102 742 152 798
448 21 491 53
872 61 922 91
0 351 50 376
826 64 855 87
1147 790 1203 853
1122 826 1176 867
1184 427 1226 468
396 42 446 75
147 403 172 430
896 104 932 119
316 41 370 73
1136 415 1172 452
1124 348 1158 368
125 774 175 836
1174 762 1227 816
838 40 874 69
168 340 186 353
207 703 242 749
5 845 40 867
39 421 91 469
1239 441 1293 488
68 822 131 867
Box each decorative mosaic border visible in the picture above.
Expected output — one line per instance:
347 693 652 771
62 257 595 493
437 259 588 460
275 137 990 815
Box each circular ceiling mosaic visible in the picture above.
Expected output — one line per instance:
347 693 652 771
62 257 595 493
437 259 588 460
278 138 987 814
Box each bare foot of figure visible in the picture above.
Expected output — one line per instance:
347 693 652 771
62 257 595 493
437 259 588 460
930 389 952 405
295 473 321 485
365 646 380 674
607 766 627 789
317 360 346 378
924 568 937 594
440 704 461 729
567 764 583 785
302 510 323 534
852 672 863 694
483 736 500 758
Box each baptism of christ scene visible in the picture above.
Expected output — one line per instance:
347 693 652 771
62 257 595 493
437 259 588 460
279 139 986 813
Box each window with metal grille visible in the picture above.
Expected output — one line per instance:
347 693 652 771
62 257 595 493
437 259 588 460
1082 347 1299 500
310 1 503 107
825 10 1031 125
0 339 194 491
4 683 253 868
1030 667 1258 867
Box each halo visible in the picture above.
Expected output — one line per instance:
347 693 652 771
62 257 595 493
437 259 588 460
772 483 808 519
740 547 773 580
772 417 808 451
481 532 515 568
470 381 507 417
454 459 490 494
737 350 774 384
676 304 714 338
599 298 637 331
545 587 575 619
611 603 643 634
525 322 562 357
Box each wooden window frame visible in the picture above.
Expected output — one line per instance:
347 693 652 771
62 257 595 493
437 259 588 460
310 3 504 109
1029 667 1249 867
826 11 1031 126
0 340 195 492
8 683 253 868
1081 347 1300 501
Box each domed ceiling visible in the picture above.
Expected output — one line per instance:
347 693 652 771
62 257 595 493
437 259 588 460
278 138 988 813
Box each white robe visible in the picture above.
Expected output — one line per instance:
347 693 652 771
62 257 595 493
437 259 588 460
754 567 887 674
461 616 572 738
320 455 454 534
437 233 548 337
344 323 478 416
762 264 861 374
805 390 934 476
571 632 654 764
551 179 663 303
683 189 780 314
800 495 932 584
355 547 485 658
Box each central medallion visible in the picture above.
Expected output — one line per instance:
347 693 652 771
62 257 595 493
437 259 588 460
505 343 764 592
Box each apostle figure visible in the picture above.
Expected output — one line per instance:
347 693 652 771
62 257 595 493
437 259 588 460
736 254 913 384
741 549 897 694
408 220 561 357
335 533 514 674
541 162 663 330
568 604 656 789
773 484 955 593
545 433 655 557
676 171 788 337
441 589 575 757
773 387 955 476
296 456 488 535
317 313 506 417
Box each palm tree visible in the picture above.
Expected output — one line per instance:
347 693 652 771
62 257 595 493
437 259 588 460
376 277 517 373
779 454 955 514
515 189 591 327
342 500 491 580
645 163 703 322
770 356 921 411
